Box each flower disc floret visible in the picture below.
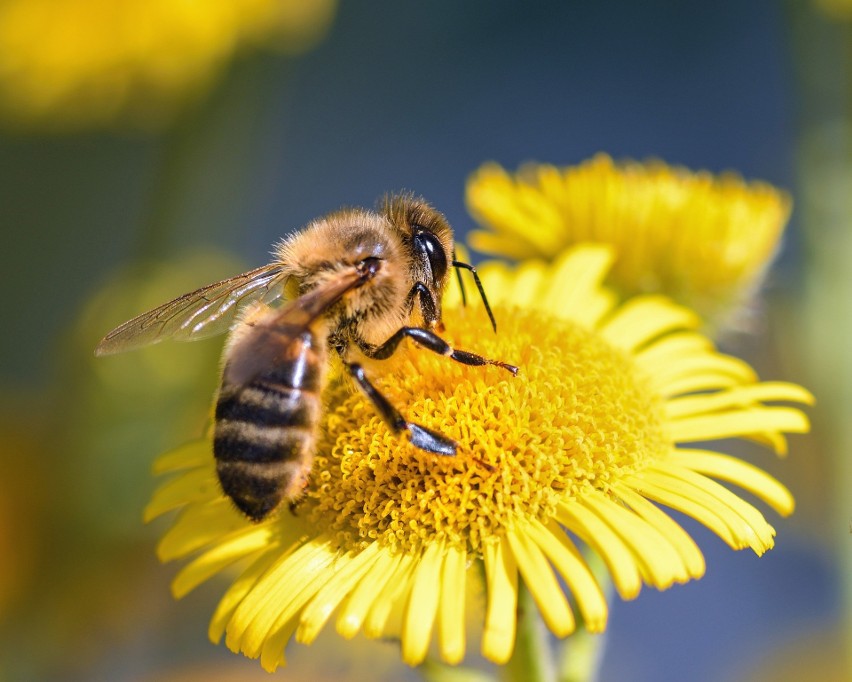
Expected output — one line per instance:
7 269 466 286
307 307 669 556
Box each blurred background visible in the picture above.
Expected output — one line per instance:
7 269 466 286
0 0 848 680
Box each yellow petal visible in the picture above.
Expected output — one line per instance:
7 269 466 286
364 552 417 638
260 550 373 672
336 549 404 639
437 543 467 665
657 371 744 397
152 439 210 474
472 231 543 262
668 407 809 445
473 261 515 307
401 540 445 666
581 494 690 589
669 449 794 515
506 260 549 310
527 519 608 632
466 157 791 327
613 484 705 579
157 500 247 561
556 501 642 599
634 470 775 555
226 536 337 657
624 472 740 549
296 542 382 645
648 355 757 397
506 527 575 637
481 537 518 664
664 382 815 419
144 467 220 522
652 464 777 553
601 296 700 351
743 431 790 456
541 245 617 328
259 614 299 673
172 525 273 598
209 549 282 644
633 332 713 372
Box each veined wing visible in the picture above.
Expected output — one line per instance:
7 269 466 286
95 263 289 356
223 266 367 387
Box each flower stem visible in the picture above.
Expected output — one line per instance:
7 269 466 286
556 627 607 682
502 578 555 682
421 658 495 682
786 2 852 676
556 550 612 682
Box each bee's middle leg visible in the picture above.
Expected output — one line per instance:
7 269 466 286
346 362 457 456
360 327 518 375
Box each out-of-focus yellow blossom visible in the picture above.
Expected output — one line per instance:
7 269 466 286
466 155 792 329
814 0 852 19
145 244 811 672
0 0 337 130
0 412 47 622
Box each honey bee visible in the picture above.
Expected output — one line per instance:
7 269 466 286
96 194 517 521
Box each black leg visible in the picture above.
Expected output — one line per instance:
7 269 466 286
405 282 439 328
347 363 457 456
359 327 519 376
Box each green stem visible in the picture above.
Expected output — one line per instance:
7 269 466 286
420 658 495 682
556 550 612 682
502 579 554 682
786 1 852 674
557 629 606 682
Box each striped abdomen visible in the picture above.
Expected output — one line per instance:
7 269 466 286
214 330 325 521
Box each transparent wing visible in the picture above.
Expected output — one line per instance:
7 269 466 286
223 267 366 387
95 263 290 356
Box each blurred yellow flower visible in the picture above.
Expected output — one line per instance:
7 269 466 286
814 0 852 19
145 244 811 672
0 411 47 623
0 0 337 130
466 155 792 329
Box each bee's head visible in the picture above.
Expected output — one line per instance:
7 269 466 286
382 193 454 329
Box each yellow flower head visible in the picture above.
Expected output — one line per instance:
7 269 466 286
0 0 337 130
146 245 811 672
466 155 792 329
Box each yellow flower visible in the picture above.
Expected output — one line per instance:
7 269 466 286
145 244 811 672
466 155 792 328
814 0 852 20
0 0 337 130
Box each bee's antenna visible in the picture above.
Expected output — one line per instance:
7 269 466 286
452 249 468 307
452 259 497 333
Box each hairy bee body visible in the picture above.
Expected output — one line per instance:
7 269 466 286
203 208 412 520
96 194 515 522
214 320 326 521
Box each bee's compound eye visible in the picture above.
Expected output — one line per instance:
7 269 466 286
413 229 448 283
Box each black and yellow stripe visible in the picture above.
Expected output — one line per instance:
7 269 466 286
213 340 324 521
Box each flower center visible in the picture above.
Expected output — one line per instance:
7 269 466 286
305 306 669 556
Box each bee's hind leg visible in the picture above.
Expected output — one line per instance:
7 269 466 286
346 362 456 456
